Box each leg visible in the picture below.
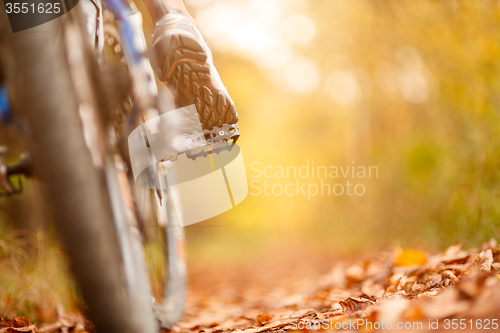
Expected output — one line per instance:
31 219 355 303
146 0 239 130
142 0 194 23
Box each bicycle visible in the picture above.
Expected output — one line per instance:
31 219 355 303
0 0 240 331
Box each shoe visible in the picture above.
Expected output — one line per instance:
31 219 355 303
151 10 238 131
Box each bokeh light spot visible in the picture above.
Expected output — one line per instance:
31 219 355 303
253 41 293 70
399 69 429 104
325 71 361 106
282 14 316 44
284 56 320 94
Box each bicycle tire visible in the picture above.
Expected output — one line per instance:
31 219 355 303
7 12 156 333
101 14 187 328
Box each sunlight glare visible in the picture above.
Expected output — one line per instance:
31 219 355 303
283 56 320 94
252 41 293 70
325 71 361 106
282 14 316 44
196 4 242 48
399 69 429 104
195 0 292 70
188 0 212 7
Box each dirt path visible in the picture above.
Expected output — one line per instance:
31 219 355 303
2 241 500 333
176 240 500 333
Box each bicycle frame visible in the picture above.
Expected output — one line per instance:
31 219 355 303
79 0 187 326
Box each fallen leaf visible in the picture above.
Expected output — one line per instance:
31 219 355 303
12 318 30 329
385 275 403 293
395 249 427 267
0 326 36 333
345 264 364 283
359 293 378 302
438 253 470 265
444 244 463 256
441 270 459 285
403 280 416 293
479 249 493 273
339 297 375 313
255 313 272 326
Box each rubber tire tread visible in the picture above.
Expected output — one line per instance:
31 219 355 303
9 17 142 333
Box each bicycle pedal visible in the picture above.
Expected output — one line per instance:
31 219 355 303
0 148 32 198
183 123 240 159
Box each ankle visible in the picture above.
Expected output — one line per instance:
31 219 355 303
161 0 195 24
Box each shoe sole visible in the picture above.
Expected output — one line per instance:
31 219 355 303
152 31 238 130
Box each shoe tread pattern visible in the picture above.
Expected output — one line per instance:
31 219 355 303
153 33 238 130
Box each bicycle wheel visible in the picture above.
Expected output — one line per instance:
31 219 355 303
138 164 187 328
6 9 157 333
102 12 187 328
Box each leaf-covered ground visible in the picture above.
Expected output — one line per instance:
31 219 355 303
2 240 500 332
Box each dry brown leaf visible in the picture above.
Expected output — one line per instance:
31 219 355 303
444 244 463 256
359 293 378 302
479 249 493 273
439 253 470 265
345 264 364 283
0 318 31 329
441 270 459 285
0 326 36 333
385 275 403 293
339 297 375 313
11 239 500 333
403 280 416 293
38 322 63 333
